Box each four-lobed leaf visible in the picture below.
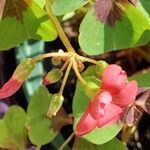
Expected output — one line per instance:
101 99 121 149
0 0 57 51
0 106 27 150
136 0 150 23
129 72 150 87
79 1 150 55
52 0 89 16
73 137 127 150
26 86 57 145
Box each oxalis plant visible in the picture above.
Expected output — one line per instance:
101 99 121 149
0 0 150 150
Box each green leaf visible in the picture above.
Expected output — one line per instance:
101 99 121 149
73 137 128 149
52 0 89 16
73 76 123 145
0 1 57 51
137 0 150 23
0 106 27 150
26 86 57 145
129 72 150 87
79 3 150 55
33 0 46 8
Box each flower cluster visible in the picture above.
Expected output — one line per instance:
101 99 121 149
76 64 138 136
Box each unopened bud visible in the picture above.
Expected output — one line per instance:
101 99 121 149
52 57 61 66
0 58 35 99
42 69 63 85
47 94 64 118
77 60 85 72
95 61 108 76
84 82 99 98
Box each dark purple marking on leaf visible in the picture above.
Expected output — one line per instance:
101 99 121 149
51 107 73 132
125 106 142 126
135 89 150 114
129 0 139 5
1 0 32 21
94 0 128 26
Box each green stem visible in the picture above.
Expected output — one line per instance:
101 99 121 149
59 132 75 150
32 52 70 63
79 55 99 65
36 145 41 150
122 125 136 144
60 58 70 72
59 59 73 95
46 0 75 53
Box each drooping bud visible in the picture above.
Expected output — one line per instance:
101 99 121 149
84 82 99 98
0 58 35 99
52 57 61 66
42 69 63 85
47 94 64 118
95 61 108 76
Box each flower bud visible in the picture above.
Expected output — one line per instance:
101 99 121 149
47 94 64 118
42 69 63 85
77 60 85 72
52 57 61 66
95 61 108 76
0 58 35 99
84 82 99 98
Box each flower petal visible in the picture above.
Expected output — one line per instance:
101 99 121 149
112 81 138 107
97 103 122 127
102 64 127 93
0 77 22 99
76 110 97 136
89 91 112 119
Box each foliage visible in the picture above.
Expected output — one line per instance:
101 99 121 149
0 0 149 149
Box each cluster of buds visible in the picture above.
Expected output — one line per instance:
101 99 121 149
76 64 138 136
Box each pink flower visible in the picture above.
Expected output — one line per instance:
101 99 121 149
0 59 35 99
76 64 138 136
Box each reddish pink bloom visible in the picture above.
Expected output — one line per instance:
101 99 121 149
76 64 138 136
0 58 35 99
0 77 22 99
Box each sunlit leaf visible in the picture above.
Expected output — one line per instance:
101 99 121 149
26 86 57 145
79 1 150 55
26 86 71 145
0 0 57 51
33 0 46 8
0 106 27 150
52 0 89 16
129 72 150 87
136 0 150 23
73 137 127 149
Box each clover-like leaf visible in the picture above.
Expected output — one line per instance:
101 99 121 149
73 137 127 149
0 0 57 50
137 0 150 23
26 86 71 145
129 72 150 87
0 106 27 150
52 0 89 16
26 86 57 145
79 1 150 55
